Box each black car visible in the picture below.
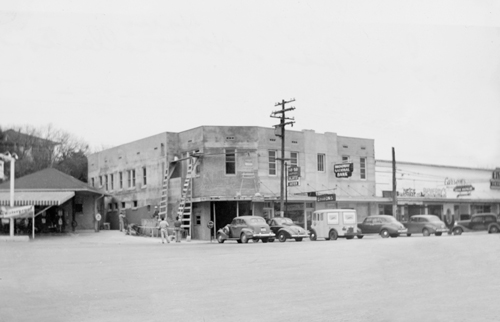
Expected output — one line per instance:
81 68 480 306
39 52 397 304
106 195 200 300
267 217 309 242
451 213 500 235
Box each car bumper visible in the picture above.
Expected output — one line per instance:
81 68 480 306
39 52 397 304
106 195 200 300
252 233 275 238
289 233 309 238
434 228 449 233
396 229 408 234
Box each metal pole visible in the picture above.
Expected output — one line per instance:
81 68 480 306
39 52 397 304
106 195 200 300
213 203 216 239
9 160 15 237
280 101 285 217
285 162 288 217
392 147 398 219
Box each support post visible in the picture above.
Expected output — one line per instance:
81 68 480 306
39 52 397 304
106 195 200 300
392 147 398 220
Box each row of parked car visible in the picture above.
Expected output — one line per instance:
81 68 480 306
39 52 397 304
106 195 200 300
216 209 500 243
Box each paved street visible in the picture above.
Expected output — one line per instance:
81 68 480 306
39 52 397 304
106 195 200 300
1 231 499 322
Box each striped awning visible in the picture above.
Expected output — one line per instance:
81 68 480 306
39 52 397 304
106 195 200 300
0 191 75 206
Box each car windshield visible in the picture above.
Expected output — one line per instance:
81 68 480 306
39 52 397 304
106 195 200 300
275 218 294 225
249 217 266 224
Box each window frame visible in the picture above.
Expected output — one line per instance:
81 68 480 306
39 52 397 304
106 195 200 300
225 149 236 175
360 157 367 180
268 150 277 176
317 154 325 172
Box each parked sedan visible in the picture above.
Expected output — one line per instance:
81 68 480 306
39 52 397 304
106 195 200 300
216 216 275 243
403 215 449 236
451 213 500 235
357 215 407 238
267 217 309 242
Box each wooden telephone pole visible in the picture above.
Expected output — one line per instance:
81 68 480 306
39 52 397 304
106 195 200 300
270 99 295 217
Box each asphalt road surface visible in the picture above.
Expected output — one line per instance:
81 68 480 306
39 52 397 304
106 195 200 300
1 231 499 322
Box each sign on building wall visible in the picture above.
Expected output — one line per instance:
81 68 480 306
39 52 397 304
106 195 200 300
0 160 4 180
287 165 300 186
334 163 353 178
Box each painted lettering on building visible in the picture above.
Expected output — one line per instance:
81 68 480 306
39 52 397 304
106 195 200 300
398 187 446 198
444 177 468 187
422 188 446 198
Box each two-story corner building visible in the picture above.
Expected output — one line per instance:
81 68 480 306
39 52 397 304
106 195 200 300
375 160 500 221
87 126 377 240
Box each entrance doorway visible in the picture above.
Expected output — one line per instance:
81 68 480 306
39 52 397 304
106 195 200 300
211 201 252 233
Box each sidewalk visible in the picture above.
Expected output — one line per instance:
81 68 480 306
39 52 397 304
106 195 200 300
1 229 212 245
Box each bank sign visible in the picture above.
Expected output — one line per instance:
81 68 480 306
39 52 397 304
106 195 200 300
287 166 301 187
334 163 353 178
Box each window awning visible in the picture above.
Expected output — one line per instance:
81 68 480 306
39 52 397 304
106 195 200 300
0 205 34 219
0 191 75 206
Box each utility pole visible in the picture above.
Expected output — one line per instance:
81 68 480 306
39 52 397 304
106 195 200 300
270 99 295 217
392 147 398 220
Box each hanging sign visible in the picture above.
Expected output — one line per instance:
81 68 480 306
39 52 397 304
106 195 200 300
334 163 353 178
316 194 336 202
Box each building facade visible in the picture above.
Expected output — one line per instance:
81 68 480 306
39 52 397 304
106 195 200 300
88 126 377 240
376 160 500 221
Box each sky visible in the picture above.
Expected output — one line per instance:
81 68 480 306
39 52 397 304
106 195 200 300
1 0 499 168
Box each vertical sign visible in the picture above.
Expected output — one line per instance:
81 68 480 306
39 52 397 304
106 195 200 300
0 160 4 180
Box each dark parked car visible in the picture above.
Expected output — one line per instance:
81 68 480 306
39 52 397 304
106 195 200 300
357 215 407 238
451 213 500 235
267 217 309 242
403 215 449 236
216 216 275 243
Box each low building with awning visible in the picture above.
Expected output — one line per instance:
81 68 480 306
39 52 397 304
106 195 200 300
0 168 108 238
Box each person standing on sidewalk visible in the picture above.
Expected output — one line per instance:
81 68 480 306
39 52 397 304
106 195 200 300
119 211 126 232
159 217 170 244
174 216 182 243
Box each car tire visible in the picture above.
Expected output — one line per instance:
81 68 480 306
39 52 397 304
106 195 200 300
435 232 442 236
278 231 287 242
261 238 269 243
252 238 259 243
295 238 303 242
390 234 398 238
241 234 249 243
268 238 275 243
453 227 463 235
422 228 430 237
345 235 354 240
406 233 412 237
357 235 364 239
329 230 338 241
310 230 317 241
216 233 225 243
489 226 499 234
380 229 390 238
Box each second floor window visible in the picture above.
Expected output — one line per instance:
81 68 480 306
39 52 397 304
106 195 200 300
99 176 102 187
119 172 123 189
143 167 147 186
110 174 114 190
317 154 325 172
290 152 298 166
225 149 236 175
105 175 109 191
91 178 95 187
269 150 277 175
360 157 366 179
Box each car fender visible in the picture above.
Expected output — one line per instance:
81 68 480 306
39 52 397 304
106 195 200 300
453 224 468 232
216 229 229 239
240 228 254 237
277 228 292 237
423 224 437 232
379 225 396 234
487 223 500 231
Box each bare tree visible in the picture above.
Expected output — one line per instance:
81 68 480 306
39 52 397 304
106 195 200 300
0 124 90 182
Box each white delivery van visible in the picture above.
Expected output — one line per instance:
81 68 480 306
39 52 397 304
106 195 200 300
309 209 361 241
